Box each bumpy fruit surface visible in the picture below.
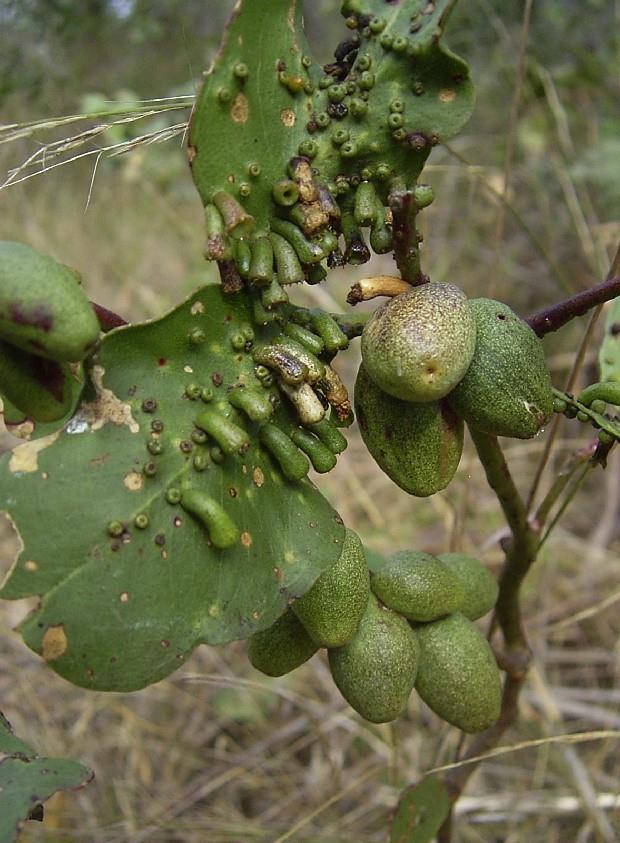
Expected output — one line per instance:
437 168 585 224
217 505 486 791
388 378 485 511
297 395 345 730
439 553 498 621
370 550 464 622
293 528 369 647
355 364 463 497
360 283 476 402
328 593 419 723
0 242 100 361
414 612 502 733
247 609 318 677
0 340 73 422
448 298 553 439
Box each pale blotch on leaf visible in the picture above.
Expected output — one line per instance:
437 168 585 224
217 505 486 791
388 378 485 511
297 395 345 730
24 560 38 572
439 89 456 102
119 592 129 603
9 432 60 475
280 108 296 127
78 366 139 433
41 624 68 661
284 550 297 564
241 531 253 548
231 92 249 124
209 603 221 618
123 471 144 492
253 466 265 487
191 301 205 316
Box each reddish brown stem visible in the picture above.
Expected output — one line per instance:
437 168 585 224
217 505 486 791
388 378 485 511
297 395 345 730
525 276 620 337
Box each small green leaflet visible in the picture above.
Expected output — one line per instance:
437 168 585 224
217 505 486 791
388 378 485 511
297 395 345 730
390 777 452 843
599 297 620 382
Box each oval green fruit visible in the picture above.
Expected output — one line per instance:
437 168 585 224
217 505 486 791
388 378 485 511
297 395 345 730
371 550 464 622
0 241 100 362
247 609 318 677
328 593 419 723
0 340 74 422
360 282 476 402
293 528 370 647
448 298 553 439
438 553 498 621
414 612 502 733
355 364 464 497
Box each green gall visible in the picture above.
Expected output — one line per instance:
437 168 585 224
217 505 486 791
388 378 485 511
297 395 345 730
293 529 369 646
414 613 502 733
438 553 498 621
370 550 464 622
328 593 419 723
180 489 239 549
248 609 318 677
361 282 476 403
448 299 553 439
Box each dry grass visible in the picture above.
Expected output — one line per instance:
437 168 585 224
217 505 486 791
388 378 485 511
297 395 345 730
1 7 619 840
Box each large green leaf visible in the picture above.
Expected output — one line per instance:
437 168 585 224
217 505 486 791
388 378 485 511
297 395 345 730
0 712 92 843
0 285 345 691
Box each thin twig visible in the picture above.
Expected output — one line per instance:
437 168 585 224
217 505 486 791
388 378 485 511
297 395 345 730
525 275 620 337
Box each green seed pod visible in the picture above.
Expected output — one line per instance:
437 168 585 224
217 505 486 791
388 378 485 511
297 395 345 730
249 236 274 286
272 179 300 207
233 239 251 278
212 191 255 236
195 407 250 455
438 553 498 621
180 489 239 549
282 322 325 356
279 380 326 425
448 299 553 438
294 529 369 646
307 417 348 454
355 364 464 497
204 204 231 261
289 427 337 473
371 550 464 622
414 612 502 733
361 283 476 403
261 278 288 309
577 381 620 409
252 344 308 384
0 340 74 422
310 312 349 354
270 233 305 285
227 386 274 422
247 609 318 676
328 592 419 723
275 337 325 384
269 219 324 264
353 181 378 227
0 241 100 362
259 423 310 481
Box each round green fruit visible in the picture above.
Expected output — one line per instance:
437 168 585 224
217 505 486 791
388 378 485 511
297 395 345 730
0 241 100 362
329 593 419 723
0 340 74 422
360 282 476 402
370 550 464 622
414 612 502 733
293 528 370 647
355 364 463 497
448 298 553 439
438 553 498 621
247 609 318 677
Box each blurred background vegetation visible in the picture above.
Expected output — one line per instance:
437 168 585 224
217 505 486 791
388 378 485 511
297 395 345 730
0 1 619 841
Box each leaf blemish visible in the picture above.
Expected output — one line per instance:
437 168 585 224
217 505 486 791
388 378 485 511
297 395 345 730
41 625 68 661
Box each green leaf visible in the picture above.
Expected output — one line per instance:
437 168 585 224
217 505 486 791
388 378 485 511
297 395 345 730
390 777 451 843
0 285 345 691
599 297 620 382
0 712 92 843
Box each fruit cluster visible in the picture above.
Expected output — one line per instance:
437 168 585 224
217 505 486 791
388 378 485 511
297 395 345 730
356 282 554 496
0 242 100 426
247 530 502 732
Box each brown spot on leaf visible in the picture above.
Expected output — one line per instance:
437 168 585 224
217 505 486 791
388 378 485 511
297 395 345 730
41 625 68 661
253 466 265 487
241 531 253 548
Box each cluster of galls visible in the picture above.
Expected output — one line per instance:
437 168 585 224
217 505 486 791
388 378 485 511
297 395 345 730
356 282 555 496
248 529 502 732
0 241 100 426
